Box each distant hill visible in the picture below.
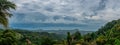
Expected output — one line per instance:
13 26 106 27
96 19 120 36
32 29 94 35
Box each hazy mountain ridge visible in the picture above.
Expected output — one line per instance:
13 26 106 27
32 29 94 35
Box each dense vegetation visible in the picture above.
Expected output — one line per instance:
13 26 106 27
0 29 66 45
83 19 120 45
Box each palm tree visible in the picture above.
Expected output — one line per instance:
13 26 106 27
0 0 16 28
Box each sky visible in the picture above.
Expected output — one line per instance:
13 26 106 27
8 0 120 31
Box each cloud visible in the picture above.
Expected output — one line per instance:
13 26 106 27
8 0 120 30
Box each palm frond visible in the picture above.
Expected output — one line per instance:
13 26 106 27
0 0 16 28
0 15 8 28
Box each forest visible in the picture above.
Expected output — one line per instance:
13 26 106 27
0 0 120 45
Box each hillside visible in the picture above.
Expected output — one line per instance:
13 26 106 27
83 19 120 45
0 29 66 45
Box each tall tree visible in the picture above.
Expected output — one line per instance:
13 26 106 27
0 0 16 28
67 32 72 45
73 31 82 40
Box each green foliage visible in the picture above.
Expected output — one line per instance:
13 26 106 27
67 32 72 45
0 30 22 45
41 37 56 45
96 35 107 45
83 33 92 42
12 29 65 45
82 19 120 45
72 31 82 40
114 39 120 45
0 0 16 28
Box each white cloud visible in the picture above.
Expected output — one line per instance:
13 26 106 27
9 0 120 25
